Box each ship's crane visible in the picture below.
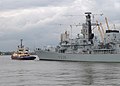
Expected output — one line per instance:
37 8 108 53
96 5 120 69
113 24 116 29
92 13 103 21
105 17 110 30
96 21 104 42
100 23 105 37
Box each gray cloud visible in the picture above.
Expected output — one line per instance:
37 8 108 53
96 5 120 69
0 0 120 51
0 0 73 11
94 0 120 21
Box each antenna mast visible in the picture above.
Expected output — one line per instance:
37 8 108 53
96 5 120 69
20 39 23 48
85 12 92 41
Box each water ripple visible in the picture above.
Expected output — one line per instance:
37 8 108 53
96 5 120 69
1 56 120 85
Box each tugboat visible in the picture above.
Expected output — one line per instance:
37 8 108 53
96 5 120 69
11 39 36 60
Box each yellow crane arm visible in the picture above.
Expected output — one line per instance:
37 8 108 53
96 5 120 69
105 17 110 30
100 23 105 37
96 21 104 42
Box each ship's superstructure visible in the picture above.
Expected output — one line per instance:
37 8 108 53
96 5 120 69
35 12 120 62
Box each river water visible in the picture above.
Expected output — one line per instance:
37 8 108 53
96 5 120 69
0 55 120 86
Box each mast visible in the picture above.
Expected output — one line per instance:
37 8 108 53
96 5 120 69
20 39 23 48
85 12 94 44
85 12 92 41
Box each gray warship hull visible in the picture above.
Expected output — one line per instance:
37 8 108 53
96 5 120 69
35 50 120 62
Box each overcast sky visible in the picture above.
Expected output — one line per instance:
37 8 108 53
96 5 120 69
0 0 120 51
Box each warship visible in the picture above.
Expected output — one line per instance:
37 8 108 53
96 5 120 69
35 12 120 62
